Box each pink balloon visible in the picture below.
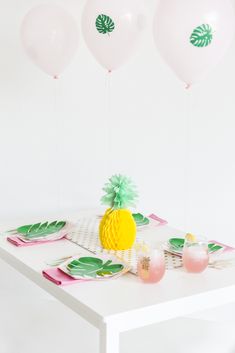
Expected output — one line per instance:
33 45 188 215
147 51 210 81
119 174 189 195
82 0 145 72
153 0 235 86
21 4 79 78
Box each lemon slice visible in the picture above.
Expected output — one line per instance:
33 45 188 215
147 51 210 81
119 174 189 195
185 233 197 242
134 242 149 254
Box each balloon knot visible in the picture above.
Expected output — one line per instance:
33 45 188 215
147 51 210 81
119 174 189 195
108 70 112 74
54 75 58 80
185 83 191 90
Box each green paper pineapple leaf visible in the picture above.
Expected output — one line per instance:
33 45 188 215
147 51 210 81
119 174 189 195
96 14 115 35
101 174 138 210
16 221 66 239
190 24 213 48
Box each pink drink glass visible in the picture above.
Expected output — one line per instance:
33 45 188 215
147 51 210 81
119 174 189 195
183 238 209 273
138 248 166 283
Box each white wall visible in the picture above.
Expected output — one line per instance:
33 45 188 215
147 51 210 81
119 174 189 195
1 0 235 246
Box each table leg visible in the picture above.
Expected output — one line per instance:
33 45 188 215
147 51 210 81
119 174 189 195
100 323 119 353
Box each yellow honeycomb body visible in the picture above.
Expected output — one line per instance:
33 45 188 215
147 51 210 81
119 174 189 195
99 208 136 250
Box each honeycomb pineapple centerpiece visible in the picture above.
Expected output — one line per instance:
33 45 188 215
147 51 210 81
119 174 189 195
99 174 138 251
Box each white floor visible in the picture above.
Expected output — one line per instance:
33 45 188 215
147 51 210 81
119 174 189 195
1 259 235 353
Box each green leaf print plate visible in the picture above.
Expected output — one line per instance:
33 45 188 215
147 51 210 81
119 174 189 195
167 238 223 255
6 220 69 242
169 238 185 250
16 221 66 239
59 255 128 280
132 213 150 227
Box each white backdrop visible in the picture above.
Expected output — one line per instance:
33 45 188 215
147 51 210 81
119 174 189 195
1 0 235 245
2 1 235 346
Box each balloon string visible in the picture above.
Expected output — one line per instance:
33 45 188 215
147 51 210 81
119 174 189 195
105 71 111 174
53 78 61 213
184 86 192 230
105 70 112 174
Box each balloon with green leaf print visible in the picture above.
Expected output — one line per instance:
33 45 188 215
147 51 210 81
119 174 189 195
153 0 235 86
82 0 145 71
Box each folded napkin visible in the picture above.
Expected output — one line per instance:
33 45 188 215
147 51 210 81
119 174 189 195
149 213 168 226
208 240 235 269
42 268 88 286
209 240 235 253
7 236 65 247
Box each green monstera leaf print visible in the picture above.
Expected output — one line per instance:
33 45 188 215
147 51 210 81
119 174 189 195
16 221 66 239
67 257 124 278
96 14 115 35
190 24 213 48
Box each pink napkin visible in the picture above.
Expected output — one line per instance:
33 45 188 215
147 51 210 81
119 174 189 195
42 268 88 286
7 236 64 247
149 214 168 226
209 240 235 252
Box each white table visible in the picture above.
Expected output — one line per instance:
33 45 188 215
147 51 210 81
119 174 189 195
1 215 235 353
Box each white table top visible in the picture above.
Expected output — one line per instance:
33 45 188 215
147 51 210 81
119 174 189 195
1 213 235 332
